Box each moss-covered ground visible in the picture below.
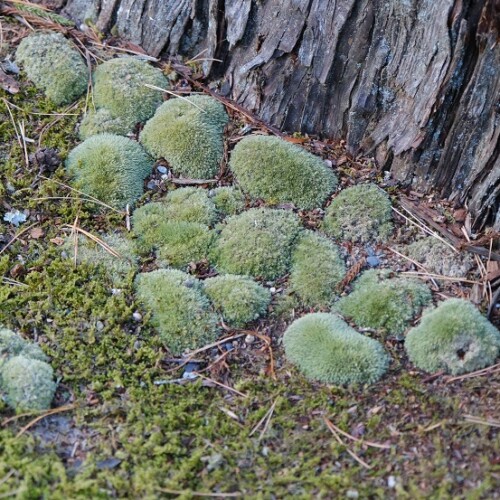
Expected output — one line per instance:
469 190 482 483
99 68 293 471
0 10 498 499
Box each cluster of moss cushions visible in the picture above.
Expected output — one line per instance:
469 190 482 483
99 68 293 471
66 134 153 209
335 270 432 338
16 32 87 105
203 275 271 328
79 57 168 139
213 208 302 280
0 328 56 412
323 183 393 243
229 135 337 210
135 270 270 354
405 299 500 375
65 233 138 287
289 231 346 308
283 313 389 385
140 95 228 179
132 188 217 269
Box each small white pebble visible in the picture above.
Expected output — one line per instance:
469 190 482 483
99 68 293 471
245 334 255 345
387 476 397 488
346 490 359 499
269 287 276 294
96 321 104 331
132 312 142 322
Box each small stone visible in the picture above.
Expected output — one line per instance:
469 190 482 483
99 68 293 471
96 321 104 331
146 180 156 190
387 476 397 488
157 165 167 174
269 287 276 294
366 255 380 267
132 312 142 321
346 489 359 499
245 334 255 345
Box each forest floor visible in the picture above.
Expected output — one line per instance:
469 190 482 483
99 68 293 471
0 4 499 499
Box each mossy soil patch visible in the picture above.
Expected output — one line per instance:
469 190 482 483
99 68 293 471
0 10 499 498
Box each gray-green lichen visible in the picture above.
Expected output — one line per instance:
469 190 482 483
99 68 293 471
283 313 390 385
405 299 500 375
230 135 337 210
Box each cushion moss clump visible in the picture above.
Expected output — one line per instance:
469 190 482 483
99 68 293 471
64 233 138 286
0 328 56 412
162 188 218 226
230 135 337 210
210 187 246 217
16 32 87 105
66 134 153 209
323 184 393 243
132 203 214 269
405 237 474 278
405 299 500 375
79 108 131 140
1 356 57 412
204 275 271 327
0 327 48 369
335 270 432 338
79 57 168 139
289 231 346 308
283 313 389 385
213 208 302 280
140 95 228 179
135 270 219 355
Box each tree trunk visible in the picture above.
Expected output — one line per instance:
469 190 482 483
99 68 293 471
59 0 499 229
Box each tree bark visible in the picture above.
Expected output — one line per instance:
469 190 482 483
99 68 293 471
59 0 499 229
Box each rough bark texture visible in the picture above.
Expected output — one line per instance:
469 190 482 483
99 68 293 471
58 0 499 229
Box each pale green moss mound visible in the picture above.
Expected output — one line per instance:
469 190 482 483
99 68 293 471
163 188 218 226
290 232 346 308
66 134 153 209
79 109 131 140
204 275 271 327
79 57 168 138
1 355 57 412
16 32 87 105
335 270 432 338
405 299 500 375
230 135 337 210
210 187 246 217
405 237 474 278
132 203 214 269
135 270 219 355
140 96 228 179
64 233 138 286
213 208 302 280
283 313 389 385
323 184 393 243
0 327 47 370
